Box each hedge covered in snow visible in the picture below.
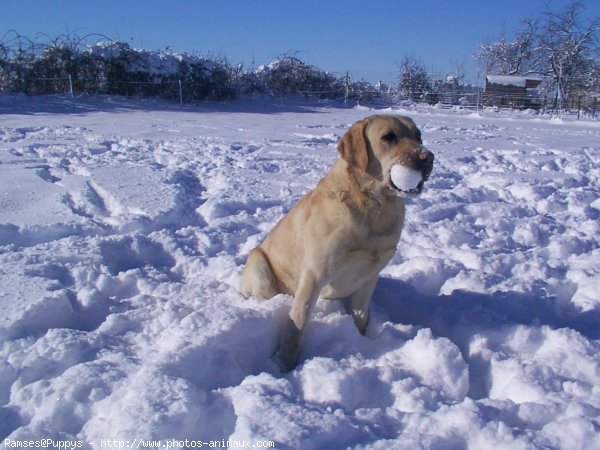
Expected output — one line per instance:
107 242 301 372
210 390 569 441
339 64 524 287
0 32 380 102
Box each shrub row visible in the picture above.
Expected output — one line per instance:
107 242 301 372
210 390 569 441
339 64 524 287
0 33 382 102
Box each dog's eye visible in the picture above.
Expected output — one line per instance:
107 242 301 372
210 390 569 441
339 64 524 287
415 130 422 143
382 131 397 142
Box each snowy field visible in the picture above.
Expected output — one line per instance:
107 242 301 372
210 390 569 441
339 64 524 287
0 95 599 449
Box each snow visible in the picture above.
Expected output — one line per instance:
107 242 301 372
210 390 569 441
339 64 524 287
390 165 422 192
1 94 599 449
85 42 213 77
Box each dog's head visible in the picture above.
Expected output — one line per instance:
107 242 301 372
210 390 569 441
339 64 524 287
337 115 434 198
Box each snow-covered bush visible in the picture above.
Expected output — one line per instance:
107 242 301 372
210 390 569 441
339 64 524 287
0 34 238 101
0 33 385 103
255 55 335 97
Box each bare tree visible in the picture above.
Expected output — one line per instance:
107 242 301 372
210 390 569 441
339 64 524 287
536 0 600 101
474 0 600 108
474 19 537 76
397 55 431 101
449 59 467 88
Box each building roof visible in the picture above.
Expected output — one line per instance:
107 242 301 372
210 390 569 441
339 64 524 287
485 75 543 87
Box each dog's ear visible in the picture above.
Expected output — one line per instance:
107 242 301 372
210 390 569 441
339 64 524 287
337 119 368 171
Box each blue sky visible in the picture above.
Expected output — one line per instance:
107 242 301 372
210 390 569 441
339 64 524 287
2 0 599 85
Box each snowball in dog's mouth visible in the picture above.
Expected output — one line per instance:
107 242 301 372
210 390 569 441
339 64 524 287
390 164 424 196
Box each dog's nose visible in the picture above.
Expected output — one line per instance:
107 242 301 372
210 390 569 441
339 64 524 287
417 148 434 176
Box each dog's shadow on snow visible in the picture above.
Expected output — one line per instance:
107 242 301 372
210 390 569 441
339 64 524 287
373 276 599 341
370 276 599 399
1 95 328 116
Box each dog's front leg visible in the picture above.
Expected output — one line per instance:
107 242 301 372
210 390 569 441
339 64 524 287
349 275 378 335
273 270 322 372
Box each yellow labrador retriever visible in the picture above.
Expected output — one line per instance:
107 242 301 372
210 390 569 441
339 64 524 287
242 115 434 371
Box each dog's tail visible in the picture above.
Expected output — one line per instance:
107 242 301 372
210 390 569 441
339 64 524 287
241 247 280 299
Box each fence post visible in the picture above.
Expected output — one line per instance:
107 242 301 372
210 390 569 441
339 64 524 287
179 80 183 106
68 74 74 100
344 72 349 104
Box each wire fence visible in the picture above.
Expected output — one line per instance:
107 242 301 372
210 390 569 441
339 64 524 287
6 74 600 119
1 73 367 104
395 90 599 119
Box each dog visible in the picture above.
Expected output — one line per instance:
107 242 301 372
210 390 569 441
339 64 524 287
241 115 434 372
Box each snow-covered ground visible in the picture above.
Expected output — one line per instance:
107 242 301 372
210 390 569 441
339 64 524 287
1 95 599 449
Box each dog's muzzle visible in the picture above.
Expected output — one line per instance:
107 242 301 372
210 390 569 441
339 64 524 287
390 147 434 196
416 147 435 180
